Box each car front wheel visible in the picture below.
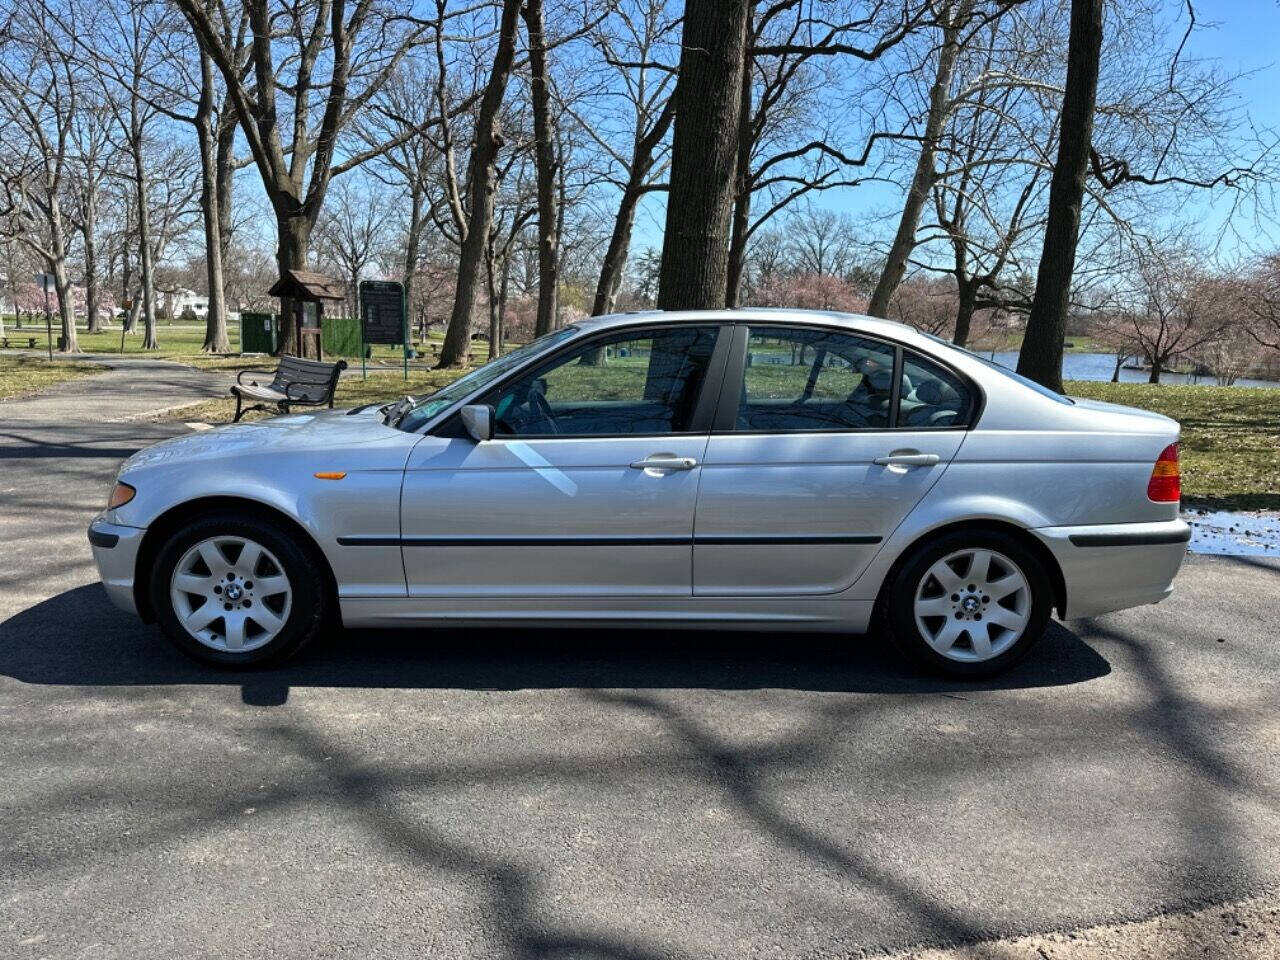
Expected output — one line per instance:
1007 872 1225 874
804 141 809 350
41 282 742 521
150 513 328 668
882 529 1052 678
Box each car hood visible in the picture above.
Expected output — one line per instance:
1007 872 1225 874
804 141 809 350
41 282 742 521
121 406 400 471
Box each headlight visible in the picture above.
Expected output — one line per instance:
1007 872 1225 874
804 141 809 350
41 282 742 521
108 481 136 510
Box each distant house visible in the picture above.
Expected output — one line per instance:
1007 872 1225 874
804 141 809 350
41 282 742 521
167 288 209 318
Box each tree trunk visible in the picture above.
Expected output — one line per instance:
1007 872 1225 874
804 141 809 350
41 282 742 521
656 0 751 310
592 99 675 316
132 143 159 351
438 0 522 369
953 280 977 347
1111 352 1124 382
196 54 230 354
49 227 78 353
486 239 501 361
523 0 558 337
275 211 311 357
404 178 424 331
592 181 642 316
1148 357 1162 384
82 189 101 334
867 5 967 318
1016 0 1104 392
725 47 755 309
215 97 236 270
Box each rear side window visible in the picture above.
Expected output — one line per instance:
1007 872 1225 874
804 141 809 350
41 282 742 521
737 326 897 431
898 350 974 428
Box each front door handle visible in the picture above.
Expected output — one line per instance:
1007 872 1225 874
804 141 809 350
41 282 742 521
874 452 940 467
630 455 698 471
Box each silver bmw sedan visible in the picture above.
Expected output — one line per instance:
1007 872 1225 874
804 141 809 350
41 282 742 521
89 309 1190 677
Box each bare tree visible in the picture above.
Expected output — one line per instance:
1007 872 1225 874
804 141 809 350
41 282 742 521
656 0 752 309
314 176 392 320
578 0 677 316
436 0 523 367
0 0 93 351
174 0 428 356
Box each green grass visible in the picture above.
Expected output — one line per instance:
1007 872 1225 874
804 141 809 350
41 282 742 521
1066 381 1280 510
0 353 103 400
161 367 464 424
3 319 442 366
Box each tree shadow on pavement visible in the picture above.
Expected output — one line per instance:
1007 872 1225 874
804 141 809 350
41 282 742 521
0 583 1109 703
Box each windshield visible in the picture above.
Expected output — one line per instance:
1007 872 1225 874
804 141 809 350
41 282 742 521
922 334 1074 405
394 326 580 431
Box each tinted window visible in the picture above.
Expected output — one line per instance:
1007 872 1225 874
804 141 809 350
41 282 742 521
898 350 974 428
737 326 897 431
483 326 719 437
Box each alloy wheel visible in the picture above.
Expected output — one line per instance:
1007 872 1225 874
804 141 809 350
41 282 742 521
912 548 1032 662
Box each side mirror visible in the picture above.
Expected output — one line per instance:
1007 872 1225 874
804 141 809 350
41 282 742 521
460 404 494 442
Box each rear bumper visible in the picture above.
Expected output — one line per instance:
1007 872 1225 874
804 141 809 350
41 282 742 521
88 517 146 616
1031 519 1190 619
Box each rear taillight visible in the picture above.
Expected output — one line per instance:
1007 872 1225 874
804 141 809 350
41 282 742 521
1147 443 1181 503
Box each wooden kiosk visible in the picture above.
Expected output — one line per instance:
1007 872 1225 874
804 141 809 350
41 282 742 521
267 269 345 359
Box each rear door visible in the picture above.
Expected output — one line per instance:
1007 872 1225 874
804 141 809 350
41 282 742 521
692 324 973 596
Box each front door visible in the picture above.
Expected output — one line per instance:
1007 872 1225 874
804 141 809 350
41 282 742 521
693 325 973 596
400 324 726 598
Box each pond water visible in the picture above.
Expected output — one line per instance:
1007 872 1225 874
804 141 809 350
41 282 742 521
984 351 1280 389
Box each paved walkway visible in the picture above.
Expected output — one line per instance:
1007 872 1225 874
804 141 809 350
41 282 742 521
1 354 232 423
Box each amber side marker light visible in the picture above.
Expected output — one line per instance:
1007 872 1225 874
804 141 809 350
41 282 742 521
107 481 136 509
1147 443 1181 503
314 472 347 480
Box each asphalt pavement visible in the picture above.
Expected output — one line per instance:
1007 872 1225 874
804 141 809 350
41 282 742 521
1 374 1278 959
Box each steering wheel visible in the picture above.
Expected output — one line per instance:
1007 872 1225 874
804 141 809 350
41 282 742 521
527 386 559 435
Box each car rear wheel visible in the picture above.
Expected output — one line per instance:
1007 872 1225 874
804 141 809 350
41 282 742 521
882 529 1052 678
150 513 328 668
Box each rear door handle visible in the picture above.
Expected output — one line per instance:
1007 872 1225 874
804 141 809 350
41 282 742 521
630 455 698 471
873 452 940 467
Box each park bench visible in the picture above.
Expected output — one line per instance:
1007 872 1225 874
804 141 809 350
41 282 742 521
230 355 347 422
1 336 38 349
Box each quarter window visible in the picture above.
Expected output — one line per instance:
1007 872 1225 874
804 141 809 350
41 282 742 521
898 350 974 428
736 326 897 431
484 325 720 437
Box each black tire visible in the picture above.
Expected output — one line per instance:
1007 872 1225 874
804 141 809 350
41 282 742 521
149 511 329 668
880 528 1052 678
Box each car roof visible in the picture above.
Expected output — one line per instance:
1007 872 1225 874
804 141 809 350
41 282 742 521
576 307 932 348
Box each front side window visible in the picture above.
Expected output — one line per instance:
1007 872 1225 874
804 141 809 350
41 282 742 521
483 325 720 437
737 326 898 431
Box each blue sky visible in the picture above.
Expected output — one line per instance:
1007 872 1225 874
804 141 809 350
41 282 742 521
629 1 1280 260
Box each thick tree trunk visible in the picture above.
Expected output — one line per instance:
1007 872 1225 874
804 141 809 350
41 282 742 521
275 211 311 357
523 0 558 337
196 56 230 354
953 280 977 347
438 0 521 368
867 6 968 318
48 221 79 353
1111 352 1124 381
657 0 751 310
1016 0 1104 392
1148 358 1162 384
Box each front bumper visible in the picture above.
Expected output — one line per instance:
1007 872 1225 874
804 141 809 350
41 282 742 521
1031 518 1190 619
88 517 146 616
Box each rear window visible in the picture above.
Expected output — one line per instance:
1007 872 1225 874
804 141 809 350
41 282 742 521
923 335 1074 405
